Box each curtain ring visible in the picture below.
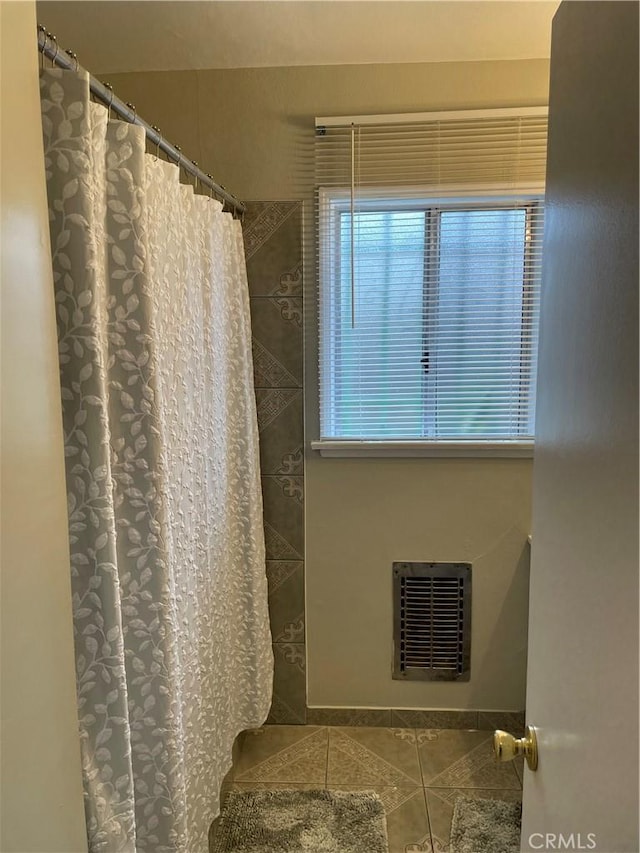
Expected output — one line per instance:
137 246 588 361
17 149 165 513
102 82 114 119
50 34 58 67
206 174 215 200
219 185 231 215
191 161 199 192
172 145 182 174
37 25 46 69
65 49 79 71
151 126 162 161
125 102 137 124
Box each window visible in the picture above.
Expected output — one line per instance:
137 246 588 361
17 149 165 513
314 110 547 455
320 190 542 443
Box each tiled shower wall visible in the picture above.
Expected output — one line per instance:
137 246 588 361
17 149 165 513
243 202 307 724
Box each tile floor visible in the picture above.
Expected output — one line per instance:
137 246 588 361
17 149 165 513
230 725 523 853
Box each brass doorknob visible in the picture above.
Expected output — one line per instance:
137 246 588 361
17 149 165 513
493 725 538 771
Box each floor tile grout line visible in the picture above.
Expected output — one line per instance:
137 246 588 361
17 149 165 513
513 763 523 789
409 731 438 850
265 559 305 563
324 726 330 788
422 786 436 853
414 726 429 789
423 785 524 792
410 727 425 793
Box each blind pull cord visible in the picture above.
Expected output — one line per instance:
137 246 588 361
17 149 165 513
350 123 356 329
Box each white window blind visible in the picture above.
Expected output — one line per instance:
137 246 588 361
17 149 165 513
314 109 547 454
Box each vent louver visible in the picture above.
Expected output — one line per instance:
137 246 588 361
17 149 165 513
393 562 471 682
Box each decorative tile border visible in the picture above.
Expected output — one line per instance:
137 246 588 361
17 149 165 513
477 710 526 734
306 707 392 727
392 710 478 730
243 201 300 262
305 708 526 730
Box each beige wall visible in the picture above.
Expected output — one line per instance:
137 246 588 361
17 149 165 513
105 58 550 203
0 2 87 849
107 57 549 710
307 459 532 709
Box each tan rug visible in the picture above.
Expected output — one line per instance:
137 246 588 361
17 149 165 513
450 796 521 853
211 789 389 853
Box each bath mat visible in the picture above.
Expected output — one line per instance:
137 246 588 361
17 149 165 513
450 796 521 853
210 789 389 853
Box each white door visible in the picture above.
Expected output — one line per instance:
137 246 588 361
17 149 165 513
520 3 638 852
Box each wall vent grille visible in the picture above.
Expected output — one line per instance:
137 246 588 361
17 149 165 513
393 562 472 681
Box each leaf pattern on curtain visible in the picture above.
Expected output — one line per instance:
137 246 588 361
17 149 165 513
41 68 273 853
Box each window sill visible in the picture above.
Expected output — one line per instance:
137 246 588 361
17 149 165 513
310 440 534 458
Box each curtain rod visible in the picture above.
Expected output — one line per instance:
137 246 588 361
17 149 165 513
37 26 246 218
315 106 549 129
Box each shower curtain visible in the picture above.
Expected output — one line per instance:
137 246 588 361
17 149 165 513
40 68 273 852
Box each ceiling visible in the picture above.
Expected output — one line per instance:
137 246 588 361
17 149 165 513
37 1 558 75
